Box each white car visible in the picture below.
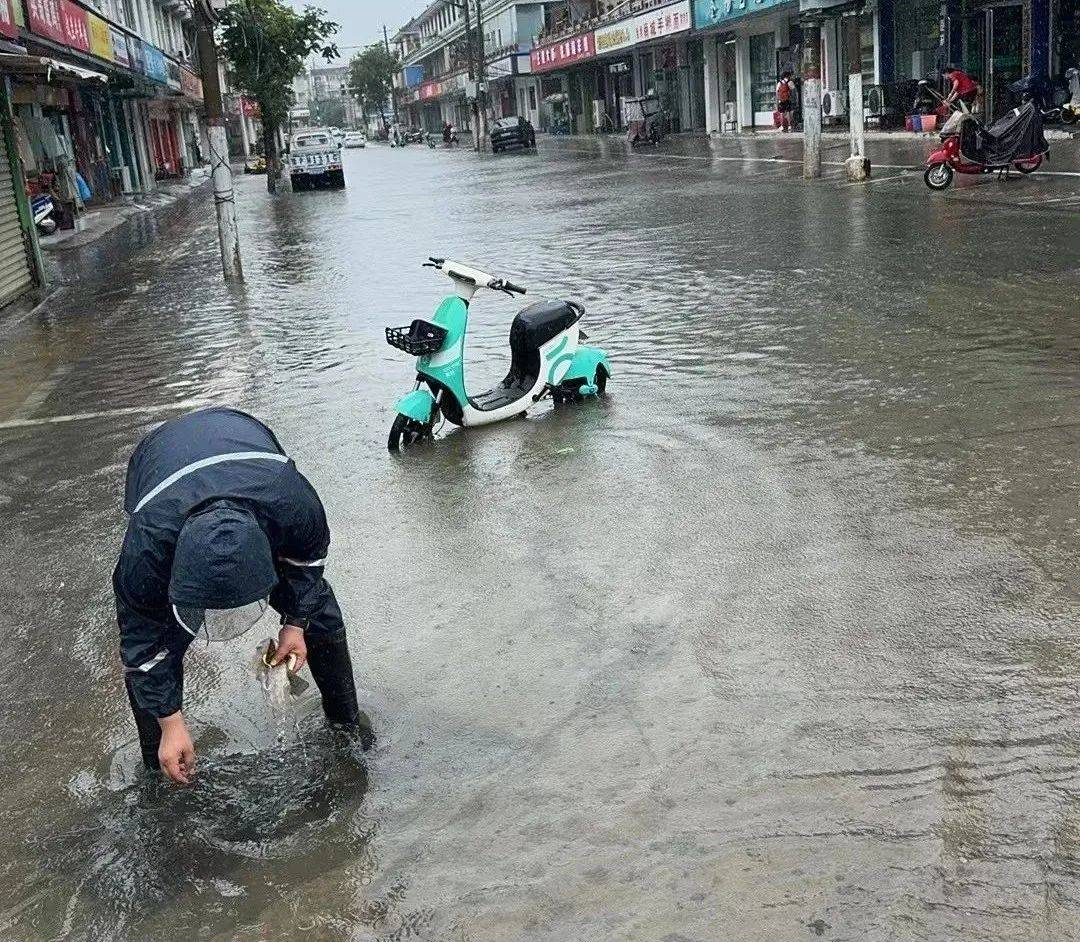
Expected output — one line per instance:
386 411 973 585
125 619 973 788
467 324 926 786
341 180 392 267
288 129 345 189
343 131 366 148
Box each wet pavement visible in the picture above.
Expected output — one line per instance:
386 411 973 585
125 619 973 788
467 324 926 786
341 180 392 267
1 134 1080 941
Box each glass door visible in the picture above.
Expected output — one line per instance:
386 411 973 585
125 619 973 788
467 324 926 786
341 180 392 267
721 40 737 121
962 13 986 113
749 32 775 125
988 5 1023 119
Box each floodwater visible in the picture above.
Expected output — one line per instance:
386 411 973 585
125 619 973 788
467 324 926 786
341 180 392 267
2 136 1080 941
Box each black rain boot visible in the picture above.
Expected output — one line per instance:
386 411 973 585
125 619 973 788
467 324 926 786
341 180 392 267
125 675 163 771
306 633 375 750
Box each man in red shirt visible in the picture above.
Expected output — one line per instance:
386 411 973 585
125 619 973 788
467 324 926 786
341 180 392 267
944 65 981 110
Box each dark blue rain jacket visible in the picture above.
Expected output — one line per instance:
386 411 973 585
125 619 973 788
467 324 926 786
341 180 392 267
115 408 332 718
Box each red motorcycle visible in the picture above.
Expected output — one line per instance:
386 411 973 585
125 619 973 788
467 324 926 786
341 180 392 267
921 81 1048 190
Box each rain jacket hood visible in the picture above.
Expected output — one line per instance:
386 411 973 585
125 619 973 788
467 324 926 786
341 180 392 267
169 501 277 609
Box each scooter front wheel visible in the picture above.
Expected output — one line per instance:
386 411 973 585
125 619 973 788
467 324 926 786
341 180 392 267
1061 109 1078 125
388 414 430 452
924 162 954 190
1014 155 1043 174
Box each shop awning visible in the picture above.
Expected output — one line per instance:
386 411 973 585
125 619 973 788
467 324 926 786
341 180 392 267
0 54 108 84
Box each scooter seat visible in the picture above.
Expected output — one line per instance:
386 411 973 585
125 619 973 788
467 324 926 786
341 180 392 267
510 300 581 353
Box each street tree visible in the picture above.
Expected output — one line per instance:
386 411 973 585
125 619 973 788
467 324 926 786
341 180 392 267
217 0 338 192
348 44 399 134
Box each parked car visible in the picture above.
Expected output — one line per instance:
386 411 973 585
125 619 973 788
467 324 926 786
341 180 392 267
490 116 536 153
344 131 366 148
288 129 345 189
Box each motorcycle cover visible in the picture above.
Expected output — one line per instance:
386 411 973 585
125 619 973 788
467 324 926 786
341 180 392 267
959 101 1049 165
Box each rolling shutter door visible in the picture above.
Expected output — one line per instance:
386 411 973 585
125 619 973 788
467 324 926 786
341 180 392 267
0 131 32 310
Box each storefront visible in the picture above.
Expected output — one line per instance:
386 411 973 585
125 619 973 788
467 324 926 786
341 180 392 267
486 51 534 124
529 31 596 133
179 66 204 168
0 6 46 309
879 0 1052 119
594 16 637 129
591 1 703 132
696 0 801 130
13 0 199 192
9 62 108 224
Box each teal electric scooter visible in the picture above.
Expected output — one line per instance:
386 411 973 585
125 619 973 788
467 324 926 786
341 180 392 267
385 258 611 450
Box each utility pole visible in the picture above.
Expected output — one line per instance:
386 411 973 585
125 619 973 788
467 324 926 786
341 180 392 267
384 24 399 126
476 0 487 151
194 0 243 282
845 14 870 180
457 0 477 149
801 19 823 179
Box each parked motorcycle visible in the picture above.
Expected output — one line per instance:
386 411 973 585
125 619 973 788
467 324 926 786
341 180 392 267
920 80 1048 190
1061 67 1080 124
1008 74 1062 122
31 194 57 235
385 258 611 451
625 95 666 146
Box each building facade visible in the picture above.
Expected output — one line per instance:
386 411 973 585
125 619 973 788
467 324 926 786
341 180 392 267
389 0 1077 141
697 0 1071 133
393 0 545 135
0 0 207 309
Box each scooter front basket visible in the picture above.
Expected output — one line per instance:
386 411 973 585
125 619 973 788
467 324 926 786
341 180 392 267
385 319 448 356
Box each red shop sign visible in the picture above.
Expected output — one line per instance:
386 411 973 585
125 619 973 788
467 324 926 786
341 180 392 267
26 0 65 44
0 0 17 40
419 80 441 100
530 32 594 73
60 0 91 52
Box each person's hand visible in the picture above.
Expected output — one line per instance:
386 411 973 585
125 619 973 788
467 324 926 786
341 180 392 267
273 624 307 673
158 712 195 785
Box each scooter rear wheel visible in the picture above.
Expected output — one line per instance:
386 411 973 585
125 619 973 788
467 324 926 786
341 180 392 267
924 163 954 190
1014 155 1042 174
1061 109 1077 125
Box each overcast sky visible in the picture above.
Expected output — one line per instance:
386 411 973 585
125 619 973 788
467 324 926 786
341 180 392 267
292 0 423 63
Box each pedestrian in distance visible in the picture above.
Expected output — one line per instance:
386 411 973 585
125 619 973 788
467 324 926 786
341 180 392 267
442 121 452 146
776 70 797 132
114 407 370 785
944 64 981 111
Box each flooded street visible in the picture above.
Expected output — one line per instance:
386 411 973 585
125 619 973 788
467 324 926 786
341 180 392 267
2 138 1080 941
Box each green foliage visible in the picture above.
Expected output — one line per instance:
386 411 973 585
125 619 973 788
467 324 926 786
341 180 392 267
218 0 339 129
314 97 346 129
348 44 399 122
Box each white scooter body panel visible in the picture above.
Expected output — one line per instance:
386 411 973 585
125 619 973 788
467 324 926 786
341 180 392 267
459 323 580 428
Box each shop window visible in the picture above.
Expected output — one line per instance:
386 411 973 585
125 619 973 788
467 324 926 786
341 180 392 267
528 86 537 111
893 0 942 80
749 33 775 116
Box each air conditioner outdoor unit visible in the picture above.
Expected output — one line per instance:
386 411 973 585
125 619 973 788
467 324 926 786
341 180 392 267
865 84 886 116
821 89 847 118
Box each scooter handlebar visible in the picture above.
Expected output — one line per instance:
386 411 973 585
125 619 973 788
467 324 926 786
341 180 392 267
488 278 527 295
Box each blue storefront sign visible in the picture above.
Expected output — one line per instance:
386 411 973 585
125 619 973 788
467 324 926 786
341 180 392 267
403 64 424 88
144 43 168 84
129 35 146 75
694 0 791 27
